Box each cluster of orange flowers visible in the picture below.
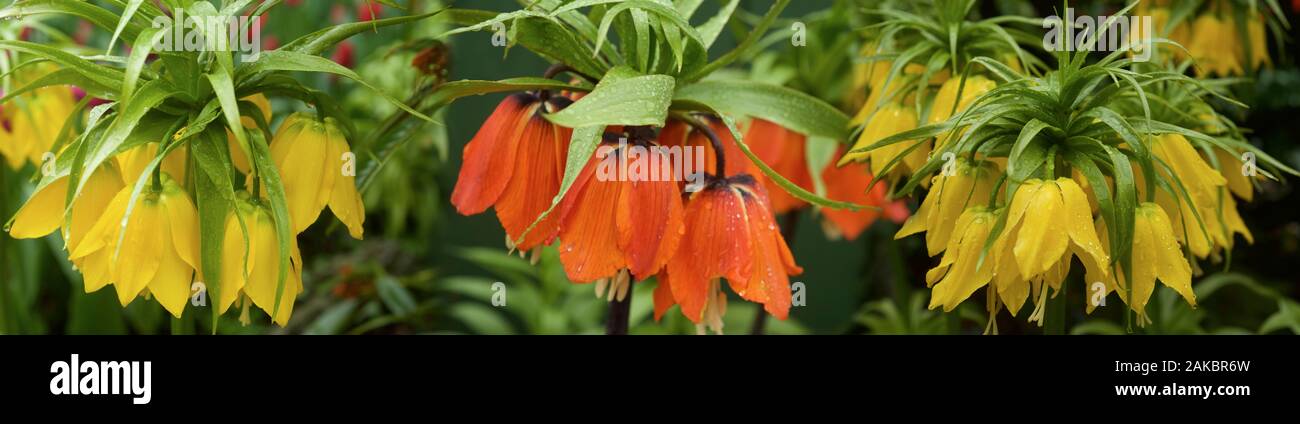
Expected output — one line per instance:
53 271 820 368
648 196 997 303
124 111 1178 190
452 91 907 333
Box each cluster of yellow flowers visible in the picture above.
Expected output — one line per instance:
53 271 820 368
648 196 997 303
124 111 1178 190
4 71 366 325
841 47 999 180
1138 0 1272 76
0 63 77 170
893 132 1256 327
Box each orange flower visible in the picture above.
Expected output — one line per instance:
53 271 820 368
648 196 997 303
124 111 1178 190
745 119 812 214
820 151 910 241
451 93 574 251
660 175 803 334
554 135 685 284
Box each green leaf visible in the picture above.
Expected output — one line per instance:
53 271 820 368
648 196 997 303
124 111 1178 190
714 115 866 211
0 41 125 91
695 0 739 48
246 130 294 324
512 16 610 80
192 131 241 332
544 68 675 128
1 0 143 40
426 78 587 110
106 0 146 54
681 0 789 82
674 80 850 140
73 81 175 201
516 124 605 246
282 10 445 56
121 27 168 104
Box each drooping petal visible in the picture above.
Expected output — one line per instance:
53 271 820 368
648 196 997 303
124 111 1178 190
620 149 685 279
737 183 801 319
8 177 67 239
652 272 676 321
244 208 299 325
67 166 126 252
325 122 365 239
217 206 255 314
272 115 332 234
1144 204 1195 306
149 220 194 319
1058 178 1108 275
113 199 165 306
162 186 201 270
450 94 536 215
495 113 570 250
556 155 624 283
666 181 753 322
1012 180 1069 278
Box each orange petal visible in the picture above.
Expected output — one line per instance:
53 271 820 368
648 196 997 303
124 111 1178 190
652 272 676 321
666 179 754 321
451 94 537 215
745 119 811 214
556 154 625 283
620 164 685 279
495 112 571 250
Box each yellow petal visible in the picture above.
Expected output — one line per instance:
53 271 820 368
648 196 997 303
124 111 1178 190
1058 178 1108 274
272 116 330 233
149 222 194 319
8 177 68 239
217 207 255 314
327 132 365 240
1144 204 1195 306
162 188 201 270
70 188 131 260
1011 180 1069 278
244 209 299 325
66 166 126 252
112 199 165 306
78 250 115 293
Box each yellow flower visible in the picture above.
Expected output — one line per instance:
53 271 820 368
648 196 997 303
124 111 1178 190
1133 6 1190 61
1000 178 1109 286
69 173 200 317
841 103 924 177
926 207 997 311
228 94 273 174
1087 203 1195 322
115 142 189 185
1244 17 1271 70
0 70 77 169
928 75 995 126
896 158 999 256
212 196 304 326
268 112 365 238
928 75 995 150
1214 147 1254 201
1188 15 1243 76
1139 134 1250 258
